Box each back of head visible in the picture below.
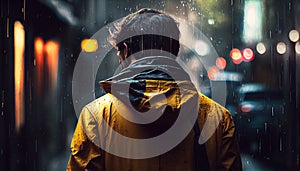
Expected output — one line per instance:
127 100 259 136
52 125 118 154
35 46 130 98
109 8 180 57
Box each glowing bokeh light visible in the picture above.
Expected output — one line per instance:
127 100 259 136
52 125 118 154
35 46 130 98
295 42 300 54
230 48 242 60
232 58 243 64
208 19 215 25
81 39 98 52
242 48 255 62
230 48 243 64
45 41 60 89
216 57 227 70
276 42 287 55
256 42 266 55
34 37 45 95
194 40 209 56
34 37 44 66
14 21 25 132
207 66 220 80
289 30 299 42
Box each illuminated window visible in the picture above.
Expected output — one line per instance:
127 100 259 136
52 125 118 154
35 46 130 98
243 0 262 43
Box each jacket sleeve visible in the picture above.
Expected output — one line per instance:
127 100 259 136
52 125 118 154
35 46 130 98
67 107 104 171
219 111 242 171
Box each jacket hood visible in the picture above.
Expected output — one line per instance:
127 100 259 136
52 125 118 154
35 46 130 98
99 56 198 119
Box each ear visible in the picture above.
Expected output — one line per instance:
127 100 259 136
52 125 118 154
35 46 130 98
123 42 129 58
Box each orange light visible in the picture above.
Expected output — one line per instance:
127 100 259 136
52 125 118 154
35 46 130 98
242 48 254 62
216 57 227 70
34 37 44 66
34 37 44 94
232 58 242 64
14 21 25 132
81 39 98 52
207 66 220 80
45 40 60 90
230 48 243 65
230 48 242 61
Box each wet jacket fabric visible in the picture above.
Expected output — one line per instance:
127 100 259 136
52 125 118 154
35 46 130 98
67 56 242 171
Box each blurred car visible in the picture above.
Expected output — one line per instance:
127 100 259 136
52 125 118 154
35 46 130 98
237 84 284 127
233 84 285 155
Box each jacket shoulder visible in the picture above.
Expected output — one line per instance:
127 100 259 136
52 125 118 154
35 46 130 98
198 93 232 120
83 94 114 119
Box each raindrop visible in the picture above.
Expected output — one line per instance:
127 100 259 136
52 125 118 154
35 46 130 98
271 107 274 116
265 123 268 133
81 27 86 32
35 139 38 152
297 153 299 166
102 44 108 49
1 91 4 117
6 17 10 38
259 139 262 153
279 137 282 151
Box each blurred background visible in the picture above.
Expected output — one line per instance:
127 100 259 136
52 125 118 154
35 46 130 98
1 0 300 170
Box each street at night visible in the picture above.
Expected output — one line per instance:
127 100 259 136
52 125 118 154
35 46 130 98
1 0 300 170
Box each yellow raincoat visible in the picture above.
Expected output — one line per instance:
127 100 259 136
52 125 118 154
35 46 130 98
67 56 242 171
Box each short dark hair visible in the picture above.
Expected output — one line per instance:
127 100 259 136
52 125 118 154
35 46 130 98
109 8 180 57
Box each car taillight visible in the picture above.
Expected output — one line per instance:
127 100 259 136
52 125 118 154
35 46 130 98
241 104 254 113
